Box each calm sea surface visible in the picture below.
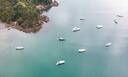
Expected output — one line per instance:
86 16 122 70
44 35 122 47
0 0 128 77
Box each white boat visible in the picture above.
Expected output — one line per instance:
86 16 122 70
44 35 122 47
96 25 103 29
56 60 65 66
72 27 80 32
78 48 87 53
58 37 65 41
114 19 118 24
16 46 24 50
105 43 112 47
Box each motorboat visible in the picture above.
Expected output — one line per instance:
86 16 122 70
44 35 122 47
56 60 65 66
16 46 24 50
96 25 103 29
78 48 87 53
58 37 65 41
105 43 112 47
72 27 80 32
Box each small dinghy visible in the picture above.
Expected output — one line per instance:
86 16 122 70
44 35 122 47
72 27 80 32
16 46 24 50
56 60 65 66
96 25 103 29
105 43 112 47
78 48 87 53
58 37 65 41
80 18 85 20
116 15 124 18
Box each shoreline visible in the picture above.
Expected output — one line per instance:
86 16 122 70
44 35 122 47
9 15 49 33
6 15 49 33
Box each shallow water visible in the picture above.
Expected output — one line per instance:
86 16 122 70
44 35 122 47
0 0 128 77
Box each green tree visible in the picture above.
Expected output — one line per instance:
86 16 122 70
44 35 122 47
0 0 14 22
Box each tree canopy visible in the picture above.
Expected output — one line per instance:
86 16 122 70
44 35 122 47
0 0 53 33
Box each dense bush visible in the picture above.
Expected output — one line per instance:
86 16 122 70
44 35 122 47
0 0 40 27
12 1 40 27
0 0 14 22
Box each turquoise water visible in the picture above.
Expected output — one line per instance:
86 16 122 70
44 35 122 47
1 0 128 77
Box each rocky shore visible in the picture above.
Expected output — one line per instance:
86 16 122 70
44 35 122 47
7 15 49 33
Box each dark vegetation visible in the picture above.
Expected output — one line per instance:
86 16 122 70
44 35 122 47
0 0 56 33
